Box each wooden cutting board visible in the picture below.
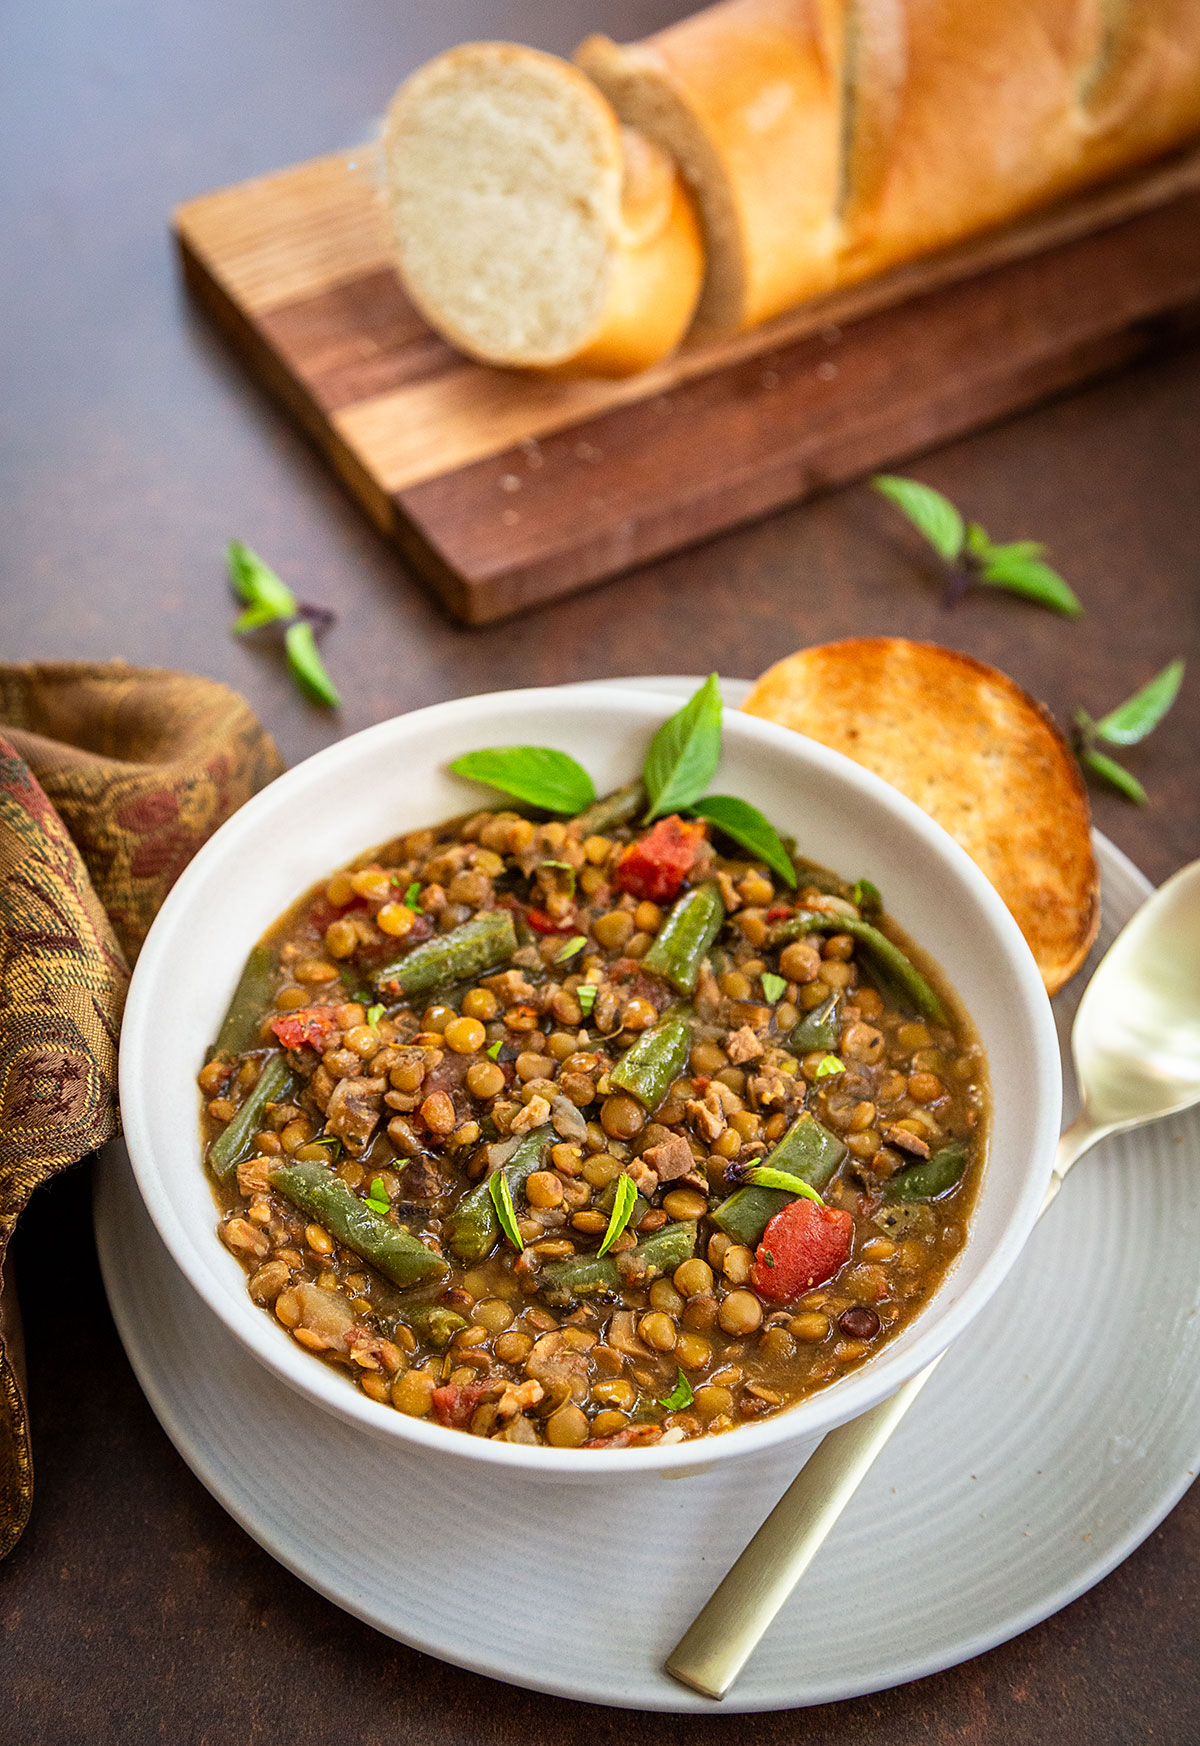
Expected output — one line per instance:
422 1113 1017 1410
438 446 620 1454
175 141 1200 624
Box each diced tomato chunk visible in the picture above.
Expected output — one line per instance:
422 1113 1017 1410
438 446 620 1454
526 906 577 935
613 816 706 903
270 1005 340 1052
751 1198 853 1302
432 1381 491 1429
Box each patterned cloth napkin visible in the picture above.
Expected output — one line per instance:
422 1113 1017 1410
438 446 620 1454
0 662 282 1558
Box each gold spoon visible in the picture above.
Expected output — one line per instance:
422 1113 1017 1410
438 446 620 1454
666 858 1200 1700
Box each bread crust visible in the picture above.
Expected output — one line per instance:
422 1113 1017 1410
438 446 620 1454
743 638 1100 994
579 0 1200 336
384 42 703 374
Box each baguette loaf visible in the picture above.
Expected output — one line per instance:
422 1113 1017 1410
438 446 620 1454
382 43 704 374
579 0 1200 334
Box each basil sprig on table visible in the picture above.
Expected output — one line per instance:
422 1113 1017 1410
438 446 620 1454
1072 660 1186 805
227 541 341 707
449 746 596 814
872 475 1083 616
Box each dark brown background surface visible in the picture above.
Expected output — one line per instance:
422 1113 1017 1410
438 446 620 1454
2 3 1199 1742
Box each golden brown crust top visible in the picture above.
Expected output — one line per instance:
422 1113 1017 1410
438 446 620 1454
743 637 1100 993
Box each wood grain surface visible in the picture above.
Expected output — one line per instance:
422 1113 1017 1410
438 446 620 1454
2 3 1199 1743
176 139 1200 621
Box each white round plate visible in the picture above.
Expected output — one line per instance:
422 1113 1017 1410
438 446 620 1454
94 678 1200 1713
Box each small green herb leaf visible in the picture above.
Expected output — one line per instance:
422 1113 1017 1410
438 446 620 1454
228 541 298 620
597 1173 638 1257
488 1170 524 1250
284 620 341 707
449 747 595 814
540 858 577 896
872 475 964 563
744 1165 826 1206
760 972 787 1004
976 550 1083 616
577 983 598 1018
232 601 289 634
308 1133 342 1163
658 1367 695 1410
364 1174 390 1215
643 674 723 820
369 1176 388 1202
404 881 422 910
1093 659 1185 747
556 935 587 963
688 794 797 888
815 1054 845 1078
1081 747 1148 805
366 1004 384 1029
852 878 883 916
762 1250 776 1268
487 1039 504 1061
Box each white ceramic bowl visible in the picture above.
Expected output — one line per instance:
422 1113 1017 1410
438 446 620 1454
119 684 1060 1479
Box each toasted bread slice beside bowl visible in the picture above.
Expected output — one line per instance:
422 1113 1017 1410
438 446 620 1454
743 638 1100 994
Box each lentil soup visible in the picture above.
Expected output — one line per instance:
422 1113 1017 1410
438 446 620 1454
199 786 987 1449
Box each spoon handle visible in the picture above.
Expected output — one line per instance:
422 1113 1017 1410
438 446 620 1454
664 1356 943 1698
665 1120 1107 1700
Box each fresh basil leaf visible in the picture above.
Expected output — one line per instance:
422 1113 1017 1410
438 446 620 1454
643 674 723 821
852 878 883 916
1081 747 1148 806
227 541 298 619
976 552 1082 616
284 620 341 707
872 475 965 563
404 881 422 910
577 983 597 1018
658 1367 694 1411
488 1170 524 1250
449 746 595 815
486 1039 503 1061
232 600 290 635
815 1054 845 1078
760 972 786 1004
366 1004 384 1029
688 793 797 887
744 1165 825 1206
556 935 587 963
1093 659 1185 747
369 1176 388 1202
597 1173 638 1257
365 1198 388 1216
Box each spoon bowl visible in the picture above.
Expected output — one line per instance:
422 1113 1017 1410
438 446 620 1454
1069 859 1200 1136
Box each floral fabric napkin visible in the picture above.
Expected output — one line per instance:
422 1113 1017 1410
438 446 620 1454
0 661 282 1558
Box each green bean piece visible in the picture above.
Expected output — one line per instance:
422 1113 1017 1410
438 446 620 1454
208 943 275 1061
539 1221 697 1302
398 1303 468 1347
788 992 841 1054
640 883 725 994
571 779 646 837
609 1017 693 1112
711 1113 846 1244
376 908 517 999
772 911 946 1022
883 1142 969 1202
445 1126 552 1262
208 1052 293 1181
268 1160 450 1288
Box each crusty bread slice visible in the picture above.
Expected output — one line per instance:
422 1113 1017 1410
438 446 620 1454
743 638 1099 993
382 43 703 375
577 1 846 334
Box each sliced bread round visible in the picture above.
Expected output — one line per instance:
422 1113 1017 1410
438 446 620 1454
743 638 1100 994
382 43 703 374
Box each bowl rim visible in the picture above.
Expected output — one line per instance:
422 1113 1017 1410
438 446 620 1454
118 681 1061 1476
